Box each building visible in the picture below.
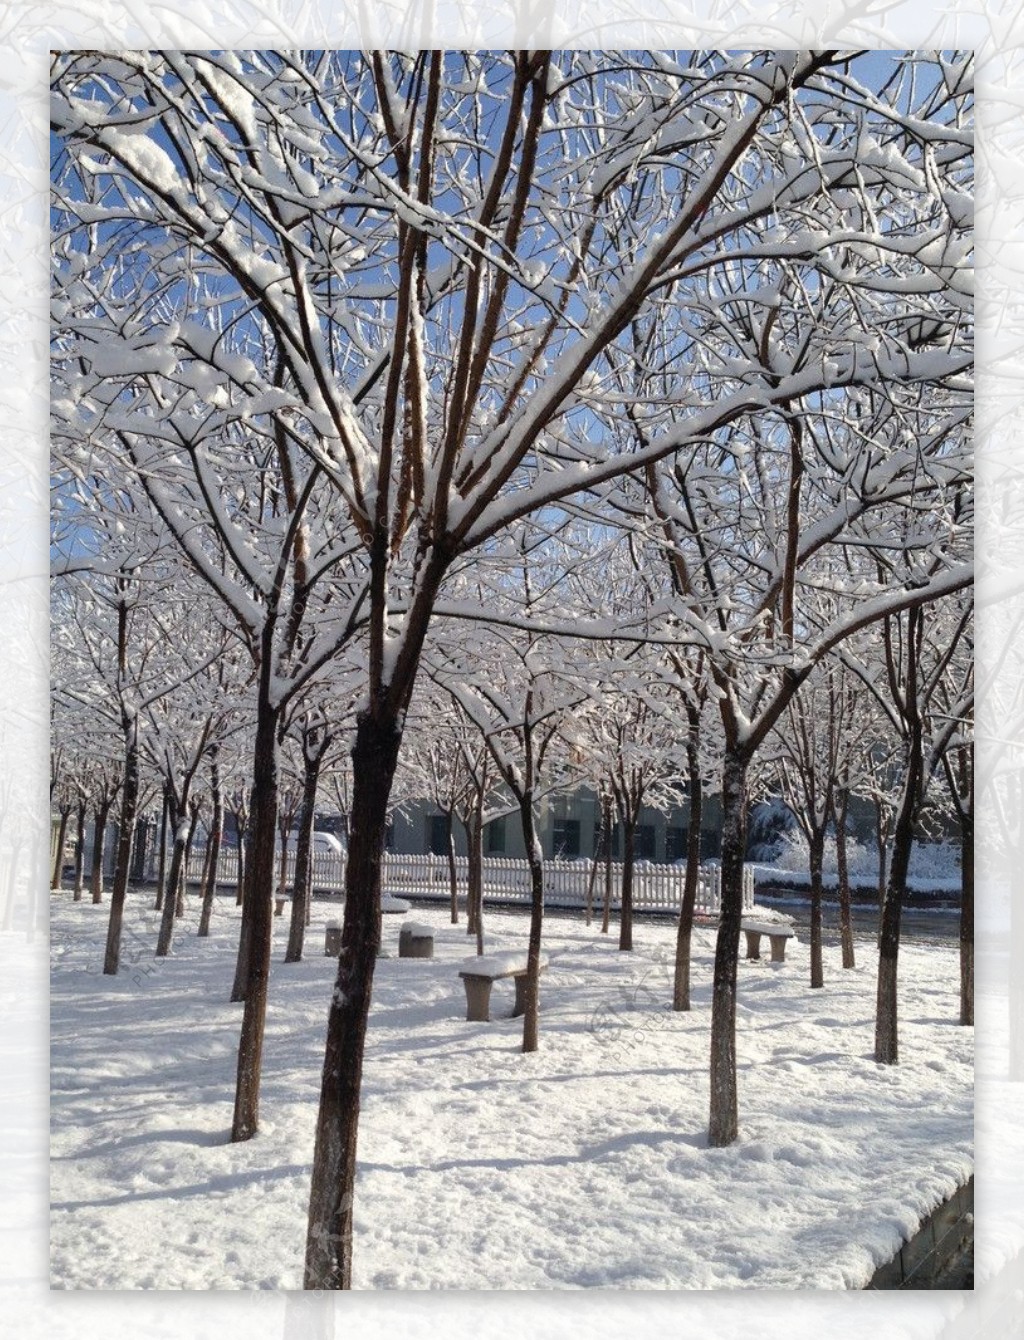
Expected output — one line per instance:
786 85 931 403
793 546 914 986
388 785 723 864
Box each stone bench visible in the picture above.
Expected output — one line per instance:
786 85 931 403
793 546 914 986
458 951 548 1022
275 894 290 916
741 918 796 963
381 892 412 914
399 922 434 959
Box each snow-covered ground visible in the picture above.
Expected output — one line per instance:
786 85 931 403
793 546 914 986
49 892 972 1291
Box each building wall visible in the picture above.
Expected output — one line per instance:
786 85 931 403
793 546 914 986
389 787 721 864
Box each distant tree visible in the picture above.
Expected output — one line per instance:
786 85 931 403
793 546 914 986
430 614 580 1052
770 663 858 987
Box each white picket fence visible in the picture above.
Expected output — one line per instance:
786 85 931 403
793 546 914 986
184 846 754 917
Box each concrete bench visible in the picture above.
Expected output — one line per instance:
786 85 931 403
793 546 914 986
741 918 796 963
458 951 548 1022
381 892 412 914
399 922 434 959
274 894 290 916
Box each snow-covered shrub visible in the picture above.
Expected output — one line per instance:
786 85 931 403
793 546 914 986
746 799 794 862
773 827 875 878
907 841 961 882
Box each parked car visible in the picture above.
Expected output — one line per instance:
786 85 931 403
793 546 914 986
310 831 345 855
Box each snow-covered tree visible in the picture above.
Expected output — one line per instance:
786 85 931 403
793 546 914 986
429 605 582 1051
768 661 861 984
51 48 973 1284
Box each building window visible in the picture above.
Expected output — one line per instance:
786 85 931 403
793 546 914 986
552 817 580 858
486 815 506 854
634 824 656 861
427 814 449 856
665 826 688 863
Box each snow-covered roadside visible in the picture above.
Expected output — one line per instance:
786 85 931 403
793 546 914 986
49 893 972 1291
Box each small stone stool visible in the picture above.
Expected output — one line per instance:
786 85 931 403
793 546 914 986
399 922 434 959
324 921 343 956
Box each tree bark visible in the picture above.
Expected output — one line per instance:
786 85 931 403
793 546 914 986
601 796 613 935
874 796 888 940
518 791 545 1053
177 797 202 917
198 755 223 939
808 825 825 990
464 789 485 954
833 787 855 969
277 819 291 902
445 813 459 925
231 687 281 1138
874 605 930 1065
305 710 401 1289
155 804 188 958
618 813 637 952
72 798 87 901
154 814 188 954
674 717 703 1011
104 718 140 975
583 805 603 927
154 782 170 911
232 800 248 907
89 796 113 904
708 748 748 1147
286 747 322 963
875 658 923 1064
464 812 478 939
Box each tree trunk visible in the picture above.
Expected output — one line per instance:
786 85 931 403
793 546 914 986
874 797 888 939
708 749 748 1147
89 797 113 904
834 787 855 969
72 798 87 901
155 809 188 958
51 807 71 890
233 803 247 907
231 909 253 1003
618 814 637 952
277 820 290 901
177 797 202 917
875 751 922 1064
959 811 973 1027
305 710 401 1289
231 690 281 1138
601 797 613 935
198 756 223 939
808 825 825 990
131 814 149 882
464 800 485 954
518 792 545 1054
473 822 485 957
674 721 703 1011
583 816 601 928
464 813 478 939
446 814 459 925
104 720 140 975
154 783 170 911
286 752 321 963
